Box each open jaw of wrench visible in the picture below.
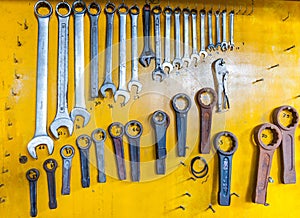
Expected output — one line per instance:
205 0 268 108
214 131 238 206
221 10 228 51
253 123 282 205
27 1 54 159
139 3 155 68
171 93 191 157
173 7 183 69
190 9 200 63
182 8 191 67
229 10 235 50
70 1 90 127
92 128 107 183
125 120 143 182
128 5 142 94
213 58 230 112
199 9 208 59
100 2 117 97
196 88 217 154
272 105 299 184
207 9 215 51
43 158 58 209
26 168 40 217
50 2 73 139
162 6 174 73
88 2 101 98
60 145 75 195
108 122 126 180
215 10 222 50
76 134 92 188
151 110 170 175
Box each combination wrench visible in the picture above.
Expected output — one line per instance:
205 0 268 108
27 1 54 159
60 145 75 195
229 10 235 50
207 9 215 51
70 1 90 127
182 8 191 67
173 7 183 69
50 2 73 139
26 168 40 217
114 4 130 105
190 9 200 63
221 9 228 51
199 9 208 58
92 128 107 183
215 10 222 50
162 7 174 73
43 158 58 209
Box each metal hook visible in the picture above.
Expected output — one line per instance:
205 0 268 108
242 4 248 15
206 204 216 213
236 5 242 14
282 12 290 21
231 192 240 197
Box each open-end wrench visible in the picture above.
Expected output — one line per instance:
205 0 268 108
182 8 191 67
128 5 142 94
43 158 58 209
151 110 170 175
26 168 40 217
221 10 228 51
100 2 117 97
70 1 90 127
87 2 101 98
190 9 200 63
229 10 234 50
125 120 143 182
253 123 282 205
152 6 166 82
199 9 208 58
139 4 155 68
171 93 191 157
27 1 54 159
173 7 183 69
196 88 217 154
215 10 221 50
214 131 238 206
50 2 73 139
207 9 215 51
108 122 126 180
272 106 299 184
60 145 75 195
162 7 174 73
92 128 107 183
114 4 130 105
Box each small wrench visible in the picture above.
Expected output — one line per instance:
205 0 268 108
60 145 75 195
43 158 58 209
100 2 117 97
92 128 107 183
50 1 73 139
207 9 215 51
182 8 191 66
128 5 142 94
27 0 54 159
76 134 92 188
162 7 174 73
190 9 201 63
173 7 183 69
26 168 40 217
229 10 234 50
70 1 90 127
199 9 208 58
87 2 101 98
215 10 221 50
221 10 228 51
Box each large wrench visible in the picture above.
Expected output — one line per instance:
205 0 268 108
27 1 54 159
173 7 183 69
100 2 117 97
207 9 215 51
70 1 90 127
162 7 173 73
199 9 208 58
221 10 228 51
215 10 222 50
50 2 73 139
190 9 200 63
182 8 191 66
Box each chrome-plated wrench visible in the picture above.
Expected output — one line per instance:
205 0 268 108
229 10 235 50
60 145 75 195
199 9 208 58
182 8 191 66
162 7 174 73
173 7 183 69
191 9 200 63
215 10 221 50
207 9 215 51
221 9 228 51
92 128 107 183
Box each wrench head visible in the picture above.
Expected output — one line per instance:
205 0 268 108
152 67 167 82
162 62 174 73
50 117 74 139
182 57 192 67
100 83 116 98
229 43 235 51
114 89 130 106
128 80 143 94
207 44 215 52
221 42 228 51
173 58 184 69
215 43 222 50
27 135 54 159
199 51 208 59
139 50 155 67
190 54 201 63
70 107 90 127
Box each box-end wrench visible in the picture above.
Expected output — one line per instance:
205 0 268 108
190 9 200 63
152 6 166 82
229 10 234 50
26 168 39 217
43 158 58 209
128 5 142 94
215 10 221 50
70 1 90 127
114 4 130 105
60 145 75 195
182 8 191 67
221 10 228 51
207 9 215 51
87 2 101 98
173 7 183 69
50 2 73 139
92 128 107 183
27 1 54 159
199 9 208 58
100 3 117 97
162 7 174 73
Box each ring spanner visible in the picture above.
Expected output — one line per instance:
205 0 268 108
43 158 58 209
26 168 40 217
60 145 75 195
92 128 107 183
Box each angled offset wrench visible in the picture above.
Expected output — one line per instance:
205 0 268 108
162 7 174 73
70 1 90 127
50 2 73 139
182 8 191 66
27 1 54 159
191 9 200 63
199 9 208 58
173 7 183 69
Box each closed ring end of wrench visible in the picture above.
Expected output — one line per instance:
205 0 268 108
104 2 116 14
55 1 71 18
92 128 107 143
125 120 143 139
117 3 129 15
72 1 86 15
214 131 238 156
34 0 53 18
60 144 75 159
27 136 54 159
254 123 282 151
108 122 125 138
87 2 101 16
197 88 217 109
172 93 192 114
76 134 92 150
272 106 299 130
129 4 140 15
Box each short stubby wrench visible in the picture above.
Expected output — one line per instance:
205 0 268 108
207 9 215 51
114 4 130 105
196 88 217 154
152 6 166 82
272 106 299 184
50 2 73 139
60 145 75 195
26 168 40 217
100 2 117 97
70 1 90 127
87 2 101 98
221 10 228 51
139 3 155 67
76 134 92 188
190 9 200 63
128 5 142 94
199 9 208 58
253 123 282 205
229 10 234 50
173 7 183 69
182 8 191 67
43 158 58 209
214 131 238 206
162 7 174 73
28 1 54 159
215 10 221 50
171 93 191 157
108 122 126 180
92 128 107 183
151 110 170 175
125 120 143 182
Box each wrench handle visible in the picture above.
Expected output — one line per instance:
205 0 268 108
174 13 181 58
142 4 151 50
222 11 227 42
61 159 72 195
200 12 206 51
29 181 38 217
281 131 296 184
154 125 168 174
176 113 188 157
229 11 234 43
191 12 198 53
95 142 106 183
183 12 190 57
130 13 139 81
128 137 141 182
104 13 115 83
200 108 213 153
164 13 171 62
208 11 213 45
79 149 90 188
215 13 221 44
112 137 126 180
119 13 127 90
153 13 162 66
46 171 57 209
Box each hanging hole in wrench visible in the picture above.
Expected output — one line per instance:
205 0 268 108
182 8 190 15
61 145 75 159
129 5 140 15
34 0 53 17
87 2 101 15
26 169 39 181
163 6 172 15
174 7 181 14
105 2 116 13
109 123 125 137
43 159 58 172
76 135 92 149
125 121 143 138
172 93 192 113
56 1 71 17
72 1 86 13
118 4 129 14
152 6 162 14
